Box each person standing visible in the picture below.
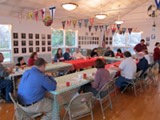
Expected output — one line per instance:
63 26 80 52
18 58 57 120
134 39 147 53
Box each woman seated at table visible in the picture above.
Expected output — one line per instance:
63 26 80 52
28 52 38 66
72 48 86 60
53 48 64 62
90 48 99 57
116 48 123 58
76 58 111 97
16 57 27 67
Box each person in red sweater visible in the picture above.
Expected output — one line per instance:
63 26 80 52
28 52 38 66
134 39 147 53
153 42 160 63
116 48 123 58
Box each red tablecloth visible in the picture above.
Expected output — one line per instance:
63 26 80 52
65 58 100 69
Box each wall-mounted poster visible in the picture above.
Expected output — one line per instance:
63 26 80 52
36 47 39 52
29 41 33 46
14 48 19 54
21 41 26 46
29 47 33 53
151 34 155 39
29 33 33 39
21 33 26 39
42 41 45 46
146 37 150 46
42 47 46 52
41 34 46 39
35 34 39 39
47 34 51 39
13 33 18 39
35 41 39 46
48 47 51 52
14 41 18 46
22 48 26 53
47 41 51 45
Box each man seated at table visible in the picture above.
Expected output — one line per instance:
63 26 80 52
111 51 137 91
104 47 115 57
63 48 72 60
0 53 13 103
17 58 57 120
134 39 147 53
72 48 86 60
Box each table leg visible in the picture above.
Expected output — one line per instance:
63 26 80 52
52 95 60 120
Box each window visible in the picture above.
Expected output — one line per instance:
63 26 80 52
52 29 77 57
0 24 12 62
113 32 142 54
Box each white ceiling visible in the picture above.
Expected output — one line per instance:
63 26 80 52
0 0 150 25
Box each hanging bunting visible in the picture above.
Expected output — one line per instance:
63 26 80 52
78 19 83 28
99 25 103 32
117 24 121 31
62 21 66 29
34 10 39 21
49 6 56 20
89 18 94 26
67 20 71 27
111 24 116 35
102 31 106 48
105 25 108 31
18 14 23 24
84 19 89 27
88 26 92 32
106 25 110 36
122 28 126 35
27 12 33 19
72 20 77 28
94 26 98 31
128 28 133 34
155 0 160 9
41 8 45 20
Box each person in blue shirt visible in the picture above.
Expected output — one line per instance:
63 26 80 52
17 58 57 120
63 48 72 60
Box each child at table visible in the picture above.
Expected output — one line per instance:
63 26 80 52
16 57 27 67
74 58 111 98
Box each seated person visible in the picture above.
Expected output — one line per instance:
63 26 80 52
28 52 38 66
54 48 64 62
16 57 27 67
134 39 147 53
137 52 149 75
104 47 115 57
115 48 123 58
111 51 137 91
17 58 57 120
90 48 99 57
72 48 86 59
63 48 72 60
76 58 111 97
0 53 13 103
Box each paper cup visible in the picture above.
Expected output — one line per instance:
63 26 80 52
66 82 70 87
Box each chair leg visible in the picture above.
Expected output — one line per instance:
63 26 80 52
121 84 130 94
133 84 137 97
63 111 67 120
90 103 94 120
108 96 113 110
99 99 105 119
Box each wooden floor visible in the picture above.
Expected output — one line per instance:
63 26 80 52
0 75 160 120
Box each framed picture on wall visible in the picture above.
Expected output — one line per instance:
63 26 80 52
13 41 18 46
21 41 26 46
35 34 39 39
110 37 112 41
29 47 33 53
29 41 33 46
36 47 40 52
151 34 156 39
35 41 39 46
41 34 46 39
22 48 26 53
42 47 46 52
42 41 45 46
21 33 26 39
14 48 19 54
47 34 51 39
47 41 51 45
48 47 51 52
28 33 33 39
78 36 81 40
13 33 18 39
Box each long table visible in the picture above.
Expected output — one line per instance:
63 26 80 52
50 68 117 120
104 57 123 63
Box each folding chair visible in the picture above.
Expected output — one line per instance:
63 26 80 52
9 93 42 120
63 92 94 120
121 70 143 96
150 62 159 86
94 81 114 119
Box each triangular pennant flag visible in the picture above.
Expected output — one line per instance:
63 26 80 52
155 0 160 9
105 25 108 31
106 25 110 36
41 8 45 20
34 10 39 21
84 19 89 27
89 18 94 26
18 14 23 24
117 24 121 31
27 12 33 19
99 26 103 32
62 21 66 29
111 24 116 35
67 20 71 27
78 19 83 28
94 26 98 31
128 28 133 34
88 26 92 32
102 31 106 48
72 20 77 28
122 28 126 35
49 6 56 20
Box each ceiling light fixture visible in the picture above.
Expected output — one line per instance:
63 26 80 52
115 15 124 24
95 0 107 20
62 3 78 11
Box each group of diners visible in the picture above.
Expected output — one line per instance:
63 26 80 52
0 38 160 119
